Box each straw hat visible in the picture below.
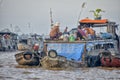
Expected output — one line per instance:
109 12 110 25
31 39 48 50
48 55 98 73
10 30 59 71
54 22 60 26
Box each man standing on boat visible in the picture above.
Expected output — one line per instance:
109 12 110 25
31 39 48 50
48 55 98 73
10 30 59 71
49 22 62 40
83 25 96 40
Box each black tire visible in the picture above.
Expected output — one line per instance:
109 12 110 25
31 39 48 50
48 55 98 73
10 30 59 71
87 56 92 67
87 55 101 67
23 51 33 60
48 50 57 58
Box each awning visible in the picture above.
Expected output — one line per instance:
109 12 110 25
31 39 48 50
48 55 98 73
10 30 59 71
80 18 108 24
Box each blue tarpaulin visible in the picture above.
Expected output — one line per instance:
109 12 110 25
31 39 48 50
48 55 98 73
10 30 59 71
47 43 85 61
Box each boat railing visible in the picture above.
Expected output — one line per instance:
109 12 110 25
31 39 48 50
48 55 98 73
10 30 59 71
44 38 116 43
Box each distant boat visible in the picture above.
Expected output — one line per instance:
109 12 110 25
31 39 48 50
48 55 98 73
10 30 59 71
0 31 18 51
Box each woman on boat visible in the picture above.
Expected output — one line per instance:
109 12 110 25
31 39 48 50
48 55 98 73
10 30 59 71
77 25 87 40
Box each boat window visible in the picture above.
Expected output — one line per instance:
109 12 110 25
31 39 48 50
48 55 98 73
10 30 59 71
94 44 101 49
103 43 114 48
94 43 114 49
19 39 27 44
92 27 107 38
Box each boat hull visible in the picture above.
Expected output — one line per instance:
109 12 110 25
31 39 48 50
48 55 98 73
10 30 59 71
15 51 40 66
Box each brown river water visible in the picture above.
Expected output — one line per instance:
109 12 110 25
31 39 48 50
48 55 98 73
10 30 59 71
0 51 120 80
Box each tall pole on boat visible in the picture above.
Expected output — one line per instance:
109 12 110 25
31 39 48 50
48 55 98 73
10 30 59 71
50 8 53 29
77 2 86 26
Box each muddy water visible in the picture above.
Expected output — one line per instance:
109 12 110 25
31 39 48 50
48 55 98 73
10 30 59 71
0 51 120 80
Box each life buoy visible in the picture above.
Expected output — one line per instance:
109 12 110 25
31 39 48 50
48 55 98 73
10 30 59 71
87 55 101 67
48 50 57 58
23 51 33 60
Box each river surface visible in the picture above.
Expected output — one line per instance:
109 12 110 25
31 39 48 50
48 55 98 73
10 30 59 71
0 51 120 80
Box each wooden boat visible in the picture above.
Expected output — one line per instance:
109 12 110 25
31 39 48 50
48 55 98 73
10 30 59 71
100 50 120 67
15 51 40 66
42 18 119 68
41 49 84 69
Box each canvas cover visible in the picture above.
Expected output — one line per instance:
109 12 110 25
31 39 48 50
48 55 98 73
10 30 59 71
47 43 85 61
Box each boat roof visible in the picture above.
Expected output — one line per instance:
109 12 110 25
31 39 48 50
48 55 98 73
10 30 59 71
79 18 108 24
79 18 118 28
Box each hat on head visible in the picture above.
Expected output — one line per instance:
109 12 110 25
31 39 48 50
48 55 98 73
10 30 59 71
54 22 60 26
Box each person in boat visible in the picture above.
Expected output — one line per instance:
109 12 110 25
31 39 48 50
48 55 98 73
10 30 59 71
32 43 43 58
32 43 39 54
89 28 96 39
49 22 62 40
83 25 96 39
77 25 87 40
63 26 68 34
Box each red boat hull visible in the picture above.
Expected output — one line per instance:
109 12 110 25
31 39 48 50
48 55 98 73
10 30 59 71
101 57 120 67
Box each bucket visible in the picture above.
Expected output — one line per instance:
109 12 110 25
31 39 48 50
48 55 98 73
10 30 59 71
69 35 75 41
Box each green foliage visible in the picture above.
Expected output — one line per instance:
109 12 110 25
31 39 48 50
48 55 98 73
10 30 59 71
90 8 105 19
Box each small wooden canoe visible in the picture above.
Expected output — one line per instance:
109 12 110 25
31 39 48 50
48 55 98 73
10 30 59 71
15 51 40 66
